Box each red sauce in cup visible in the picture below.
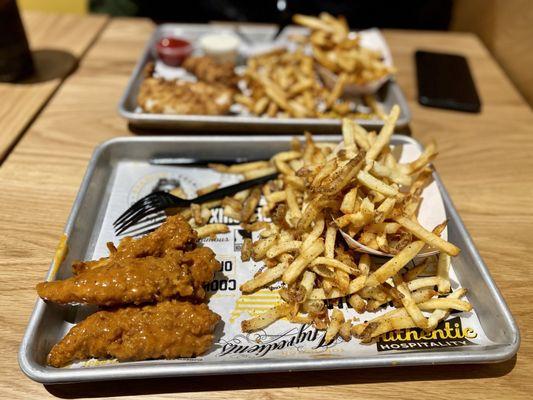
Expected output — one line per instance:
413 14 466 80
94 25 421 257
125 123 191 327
155 37 192 66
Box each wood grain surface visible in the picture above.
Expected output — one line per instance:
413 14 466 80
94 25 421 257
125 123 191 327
0 11 108 162
0 18 532 399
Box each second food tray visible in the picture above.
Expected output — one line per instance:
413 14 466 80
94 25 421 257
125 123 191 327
119 23 411 133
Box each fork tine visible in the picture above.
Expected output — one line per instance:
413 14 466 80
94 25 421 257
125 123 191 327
114 193 190 234
114 198 162 231
113 193 159 226
116 214 167 237
114 199 157 228
115 206 160 235
113 192 166 226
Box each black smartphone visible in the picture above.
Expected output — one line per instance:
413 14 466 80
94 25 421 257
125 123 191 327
415 50 481 113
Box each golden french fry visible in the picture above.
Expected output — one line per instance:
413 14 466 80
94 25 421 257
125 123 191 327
241 303 291 332
340 187 358 214
308 287 344 300
241 238 253 262
209 160 271 174
253 96 270 115
243 167 278 180
437 252 451 293
311 265 335 279
365 222 401 234
374 197 395 223
418 298 472 312
190 204 203 226
240 262 287 293
393 275 428 330
241 221 270 232
222 196 244 212
240 188 261 222
196 183 220 196
335 211 366 229
402 141 438 174
313 47 339 71
324 224 337 258
359 285 389 302
347 274 367 295
300 270 316 301
284 175 305 190
235 93 254 109
407 276 440 291
345 119 371 150
326 73 349 109
365 105 400 164
266 101 278 117
195 224 229 239
310 257 357 275
427 288 467 329
252 235 278 260
410 288 438 303
302 217 325 251
366 241 425 287
342 118 356 150
266 190 287 205
311 161 338 188
357 170 399 197
348 294 366 313
283 239 324 284
316 153 365 195
170 186 188 199
266 240 302 259
366 314 417 340
290 79 314 97
293 14 336 32
394 216 461 256
264 80 294 113
325 309 345 344
223 204 241 220
371 161 412 186
273 150 302 163
285 185 302 224
339 320 352 341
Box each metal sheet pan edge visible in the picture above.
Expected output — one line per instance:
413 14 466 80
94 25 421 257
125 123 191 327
19 135 519 384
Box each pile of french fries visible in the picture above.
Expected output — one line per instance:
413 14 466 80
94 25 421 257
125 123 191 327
293 13 395 86
173 104 471 344
209 105 469 344
235 13 392 119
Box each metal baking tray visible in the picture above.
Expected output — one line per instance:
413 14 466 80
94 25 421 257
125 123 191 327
118 23 411 133
19 135 518 384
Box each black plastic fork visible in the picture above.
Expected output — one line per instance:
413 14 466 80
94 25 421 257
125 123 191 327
113 172 278 235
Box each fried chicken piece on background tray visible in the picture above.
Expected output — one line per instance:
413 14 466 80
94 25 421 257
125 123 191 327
182 55 238 87
72 214 196 274
37 247 219 306
47 300 220 367
137 77 233 115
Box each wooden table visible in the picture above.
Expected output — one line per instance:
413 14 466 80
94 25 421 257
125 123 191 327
0 11 108 163
0 17 532 399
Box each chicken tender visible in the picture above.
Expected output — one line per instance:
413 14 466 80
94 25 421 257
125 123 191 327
37 247 220 306
47 300 220 367
72 214 196 274
183 55 238 87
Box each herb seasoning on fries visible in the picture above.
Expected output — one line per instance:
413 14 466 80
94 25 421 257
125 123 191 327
237 13 395 119
173 105 468 345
